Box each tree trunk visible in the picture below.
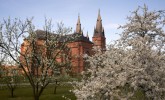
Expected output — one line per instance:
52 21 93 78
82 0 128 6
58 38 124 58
54 86 57 94
34 93 40 100
34 95 39 100
11 88 14 97
33 88 40 100
54 79 59 94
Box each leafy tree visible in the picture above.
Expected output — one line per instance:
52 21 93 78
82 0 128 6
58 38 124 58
0 18 73 100
73 5 165 100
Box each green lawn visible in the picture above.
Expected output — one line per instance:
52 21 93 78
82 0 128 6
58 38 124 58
0 85 76 100
0 81 147 100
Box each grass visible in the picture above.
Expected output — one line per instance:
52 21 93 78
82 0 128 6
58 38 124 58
0 85 76 100
0 84 148 100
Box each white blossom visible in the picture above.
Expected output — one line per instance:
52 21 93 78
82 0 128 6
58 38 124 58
73 5 165 100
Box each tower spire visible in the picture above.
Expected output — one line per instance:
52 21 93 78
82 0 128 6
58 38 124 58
97 9 101 20
76 14 81 33
86 31 89 39
92 9 106 51
96 9 102 35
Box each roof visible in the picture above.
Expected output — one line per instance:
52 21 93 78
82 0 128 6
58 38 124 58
34 30 93 43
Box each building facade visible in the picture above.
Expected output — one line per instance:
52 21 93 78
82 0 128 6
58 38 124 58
68 10 106 73
20 10 106 74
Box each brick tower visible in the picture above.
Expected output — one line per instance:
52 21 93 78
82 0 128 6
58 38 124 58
92 10 106 51
68 15 93 73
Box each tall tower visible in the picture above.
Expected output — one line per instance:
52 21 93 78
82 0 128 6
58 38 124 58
92 9 106 50
69 14 94 73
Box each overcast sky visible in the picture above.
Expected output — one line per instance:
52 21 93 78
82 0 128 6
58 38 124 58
0 0 165 44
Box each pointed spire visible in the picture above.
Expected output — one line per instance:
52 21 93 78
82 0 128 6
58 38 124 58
97 9 101 20
81 31 83 35
76 14 81 33
86 31 89 39
102 27 105 36
93 9 105 37
77 13 80 24
96 9 102 34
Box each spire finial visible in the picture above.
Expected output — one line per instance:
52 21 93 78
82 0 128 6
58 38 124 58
86 31 89 39
98 9 100 15
86 31 89 37
98 9 101 20
77 13 80 24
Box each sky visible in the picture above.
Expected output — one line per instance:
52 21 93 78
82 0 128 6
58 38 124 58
0 0 165 44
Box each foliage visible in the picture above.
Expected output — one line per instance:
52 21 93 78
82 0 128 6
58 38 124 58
0 18 74 100
73 5 165 100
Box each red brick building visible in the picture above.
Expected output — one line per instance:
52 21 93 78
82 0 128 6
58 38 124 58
21 10 106 74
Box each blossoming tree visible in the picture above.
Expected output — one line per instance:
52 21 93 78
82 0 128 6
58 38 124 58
0 18 73 100
73 5 165 100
